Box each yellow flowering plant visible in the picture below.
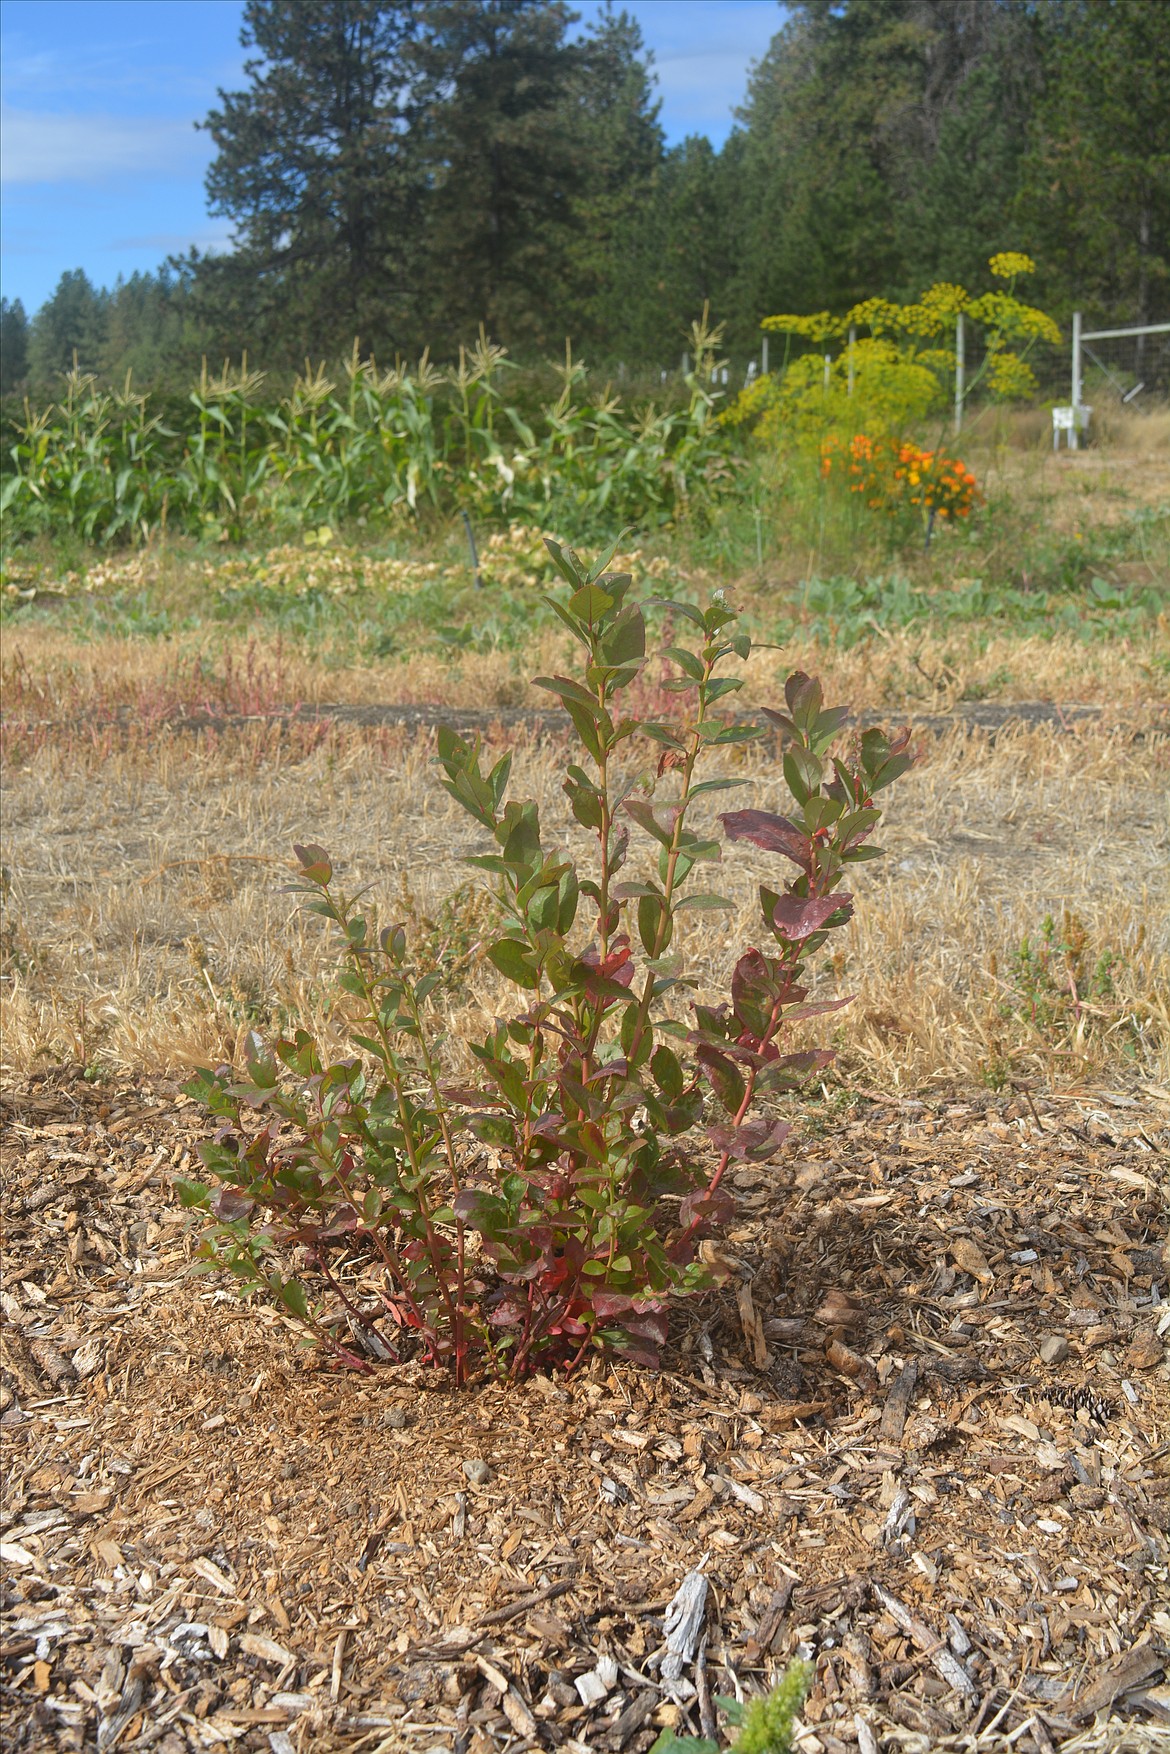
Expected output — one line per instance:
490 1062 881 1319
740 255 1061 439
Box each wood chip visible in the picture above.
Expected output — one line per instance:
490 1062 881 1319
1060 1641 1165 1721
736 1280 770 1369
879 1359 917 1443
872 1584 978 1700
501 1684 538 1739
239 1633 295 1667
825 1337 879 1392
743 1577 796 1663
660 1569 708 1685
191 1556 236 1596
950 1236 994 1285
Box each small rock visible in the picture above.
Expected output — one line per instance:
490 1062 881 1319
381 1406 408 1430
463 1458 492 1486
1039 1335 1069 1365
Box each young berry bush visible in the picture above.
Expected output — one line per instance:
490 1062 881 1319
179 537 912 1382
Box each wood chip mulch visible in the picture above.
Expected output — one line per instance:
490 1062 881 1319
2 1072 1168 1754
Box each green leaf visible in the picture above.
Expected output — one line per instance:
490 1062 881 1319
586 531 632 582
542 536 586 589
624 797 675 847
661 644 705 680
675 892 733 914
601 607 646 669
651 1044 684 1101
638 892 671 956
569 581 615 625
688 777 748 798
646 595 706 628
647 1732 718 1754
534 673 601 711
499 800 543 873
783 745 823 805
486 936 540 990
175 1178 212 1209
276 1278 312 1321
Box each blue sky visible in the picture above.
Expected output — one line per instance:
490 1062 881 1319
1 1 785 316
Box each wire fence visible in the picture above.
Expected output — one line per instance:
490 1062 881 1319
695 316 1170 438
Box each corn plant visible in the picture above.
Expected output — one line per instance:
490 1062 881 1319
2 368 171 542
179 537 912 1381
178 358 271 536
3 323 741 545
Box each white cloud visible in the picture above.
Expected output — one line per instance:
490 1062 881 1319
110 224 233 253
0 107 206 185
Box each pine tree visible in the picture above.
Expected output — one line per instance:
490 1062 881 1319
0 298 30 395
562 5 665 356
28 271 109 385
196 0 426 360
411 0 586 350
1018 0 1170 327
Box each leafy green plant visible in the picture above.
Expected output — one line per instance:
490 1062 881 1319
998 910 1129 1039
649 1661 814 1754
178 538 912 1380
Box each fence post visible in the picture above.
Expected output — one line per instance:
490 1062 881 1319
682 351 690 377
954 313 965 435
823 354 831 394
847 325 856 397
1071 310 1082 450
761 335 769 376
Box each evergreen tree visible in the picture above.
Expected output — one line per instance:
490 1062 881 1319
0 298 30 395
196 0 426 360
732 1 1040 325
561 5 665 356
101 268 207 389
28 270 109 385
1017 0 1170 327
733 2 912 324
653 134 744 355
412 0 586 349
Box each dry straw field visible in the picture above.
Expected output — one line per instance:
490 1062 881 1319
1 426 1169 1754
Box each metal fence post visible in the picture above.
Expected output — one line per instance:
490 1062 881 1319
1070 311 1082 449
954 313 965 435
761 335 769 376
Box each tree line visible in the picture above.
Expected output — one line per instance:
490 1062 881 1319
2 0 1166 397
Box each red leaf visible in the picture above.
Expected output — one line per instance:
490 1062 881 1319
679 1187 735 1230
721 809 812 873
770 891 852 940
706 1117 792 1161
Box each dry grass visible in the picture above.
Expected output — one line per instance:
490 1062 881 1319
2 716 1166 1092
3 616 1168 748
979 401 1170 458
2 426 1167 1093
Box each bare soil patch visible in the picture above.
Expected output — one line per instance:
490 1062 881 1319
2 1072 1168 1754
